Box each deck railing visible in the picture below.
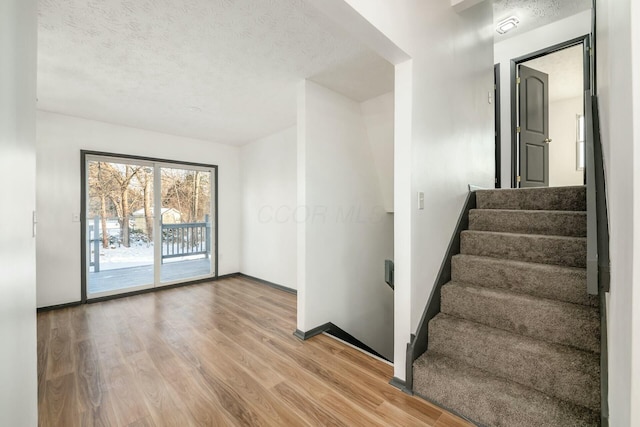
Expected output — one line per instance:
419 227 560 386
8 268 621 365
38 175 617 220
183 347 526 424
88 215 212 272
161 215 211 262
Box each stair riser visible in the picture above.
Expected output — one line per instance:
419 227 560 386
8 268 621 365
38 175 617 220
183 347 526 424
461 231 587 268
476 186 586 211
469 210 586 237
413 354 599 427
441 283 600 353
428 315 600 410
452 255 597 307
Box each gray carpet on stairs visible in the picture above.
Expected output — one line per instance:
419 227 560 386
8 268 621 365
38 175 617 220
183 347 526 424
413 354 599 427
412 186 600 427
451 255 597 307
475 186 586 211
461 230 587 268
469 209 586 237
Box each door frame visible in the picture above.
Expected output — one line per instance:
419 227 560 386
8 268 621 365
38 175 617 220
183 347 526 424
509 34 592 188
80 150 219 303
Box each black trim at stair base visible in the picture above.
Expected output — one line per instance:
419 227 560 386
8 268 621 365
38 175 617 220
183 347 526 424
294 322 332 340
600 290 609 427
405 190 477 393
294 322 390 363
37 301 82 313
389 377 412 395
236 273 297 295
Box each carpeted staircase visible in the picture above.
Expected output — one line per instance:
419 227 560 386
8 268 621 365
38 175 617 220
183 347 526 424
413 186 601 426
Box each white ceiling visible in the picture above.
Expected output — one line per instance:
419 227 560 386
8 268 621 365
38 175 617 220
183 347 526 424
494 0 592 41
522 44 584 103
37 0 394 145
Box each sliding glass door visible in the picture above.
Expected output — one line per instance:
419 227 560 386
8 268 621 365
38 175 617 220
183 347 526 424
159 166 213 283
84 153 217 299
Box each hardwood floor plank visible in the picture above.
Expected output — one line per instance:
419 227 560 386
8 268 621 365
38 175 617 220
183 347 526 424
148 352 234 426
127 351 195 427
271 381 346 427
434 412 475 427
45 309 75 381
42 373 82 427
102 363 153 426
37 311 51 410
374 401 437 427
75 339 103 412
38 275 472 427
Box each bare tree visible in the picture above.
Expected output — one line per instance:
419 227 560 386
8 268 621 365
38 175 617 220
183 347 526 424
103 163 140 247
88 162 115 249
136 167 154 241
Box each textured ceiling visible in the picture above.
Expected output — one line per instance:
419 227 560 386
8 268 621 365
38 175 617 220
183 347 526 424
522 44 583 103
494 0 591 41
37 0 393 145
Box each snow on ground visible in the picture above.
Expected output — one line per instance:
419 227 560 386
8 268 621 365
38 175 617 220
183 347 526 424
91 241 205 271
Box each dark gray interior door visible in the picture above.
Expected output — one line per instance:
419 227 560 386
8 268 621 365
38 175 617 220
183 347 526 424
518 65 549 188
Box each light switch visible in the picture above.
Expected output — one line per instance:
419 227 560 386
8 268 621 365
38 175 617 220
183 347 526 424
418 192 425 210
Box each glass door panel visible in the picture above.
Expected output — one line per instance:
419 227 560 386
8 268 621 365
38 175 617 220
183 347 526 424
86 160 155 296
159 166 214 283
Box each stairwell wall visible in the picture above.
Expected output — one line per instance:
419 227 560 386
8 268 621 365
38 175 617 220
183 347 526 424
340 0 494 380
361 91 394 213
297 80 394 360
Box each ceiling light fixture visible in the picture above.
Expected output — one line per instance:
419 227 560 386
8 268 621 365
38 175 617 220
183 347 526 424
496 16 519 34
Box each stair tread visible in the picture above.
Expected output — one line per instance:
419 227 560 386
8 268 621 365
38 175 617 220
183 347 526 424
413 352 599 427
469 209 587 237
451 254 597 307
441 281 600 353
476 186 586 211
472 208 586 214
429 313 600 410
462 229 586 241
461 230 587 268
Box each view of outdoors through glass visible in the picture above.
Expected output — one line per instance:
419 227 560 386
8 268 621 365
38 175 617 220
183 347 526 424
86 159 214 296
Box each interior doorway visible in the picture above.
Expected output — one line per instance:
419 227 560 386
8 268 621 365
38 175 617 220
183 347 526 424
82 152 218 300
511 37 590 188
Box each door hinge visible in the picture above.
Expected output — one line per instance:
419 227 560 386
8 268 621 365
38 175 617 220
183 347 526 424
516 126 521 133
517 175 521 183
516 77 521 84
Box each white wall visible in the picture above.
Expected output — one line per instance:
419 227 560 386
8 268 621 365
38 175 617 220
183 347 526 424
0 0 38 424
240 126 297 289
361 91 394 212
36 111 241 308
549 96 584 187
495 10 591 187
340 0 494 379
596 0 640 425
297 80 394 360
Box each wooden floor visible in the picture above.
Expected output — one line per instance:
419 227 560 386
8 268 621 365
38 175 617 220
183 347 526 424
38 276 472 427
